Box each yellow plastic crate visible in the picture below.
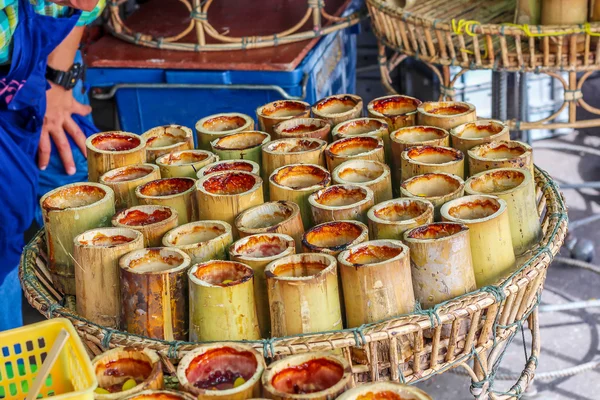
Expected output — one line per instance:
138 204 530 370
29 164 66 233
0 318 97 399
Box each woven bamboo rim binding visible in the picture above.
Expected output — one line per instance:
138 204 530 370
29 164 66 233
20 168 567 390
105 0 363 52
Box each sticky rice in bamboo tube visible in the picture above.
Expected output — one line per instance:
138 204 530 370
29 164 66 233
332 159 393 204
122 390 196 400
400 173 464 220
197 159 260 177
312 94 363 127
367 94 422 131
325 136 385 172
417 101 476 131
86 131 146 182
141 125 194 163
100 163 160 210
308 184 374 225
400 145 465 182
302 220 369 256
136 177 197 225
156 150 218 179
261 138 327 185
332 118 391 164
257 100 311 135
112 205 178 247
450 120 510 174
195 113 254 151
210 131 270 164
163 220 234 264
467 140 533 177
273 118 331 142
367 198 434 240
337 382 433 400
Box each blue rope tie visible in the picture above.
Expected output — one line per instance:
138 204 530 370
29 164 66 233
273 34 279 46
262 338 276 358
101 330 114 349
481 285 507 303
167 341 183 359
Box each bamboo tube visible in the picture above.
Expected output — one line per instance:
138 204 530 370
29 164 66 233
112 205 179 247
256 100 311 135
450 120 510 170
188 260 261 341
177 344 265 399
331 159 393 204
400 145 465 182
312 94 363 127
592 0 600 21
468 140 534 177
156 150 218 178
229 233 296 338
141 125 194 163
40 182 115 295
210 131 270 164
465 168 542 255
400 173 465 220
441 195 516 287
325 136 385 172
195 113 254 151
136 177 197 225
367 198 434 240
338 240 415 327
308 184 374 225
262 353 352 400
162 220 234 264
235 201 305 250
123 390 196 400
119 248 191 340
92 348 163 399
266 253 342 336
337 382 432 400
516 0 541 24
273 117 331 142
197 159 260 177
332 117 391 166
196 171 264 238
417 101 476 131
261 138 327 186
541 0 587 24
73 228 144 328
404 223 476 308
99 163 161 210
367 94 423 131
302 220 369 256
86 131 146 182
269 164 330 228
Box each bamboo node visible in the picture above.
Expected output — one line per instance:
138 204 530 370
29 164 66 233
564 89 583 101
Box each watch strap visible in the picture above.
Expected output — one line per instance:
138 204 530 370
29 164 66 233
45 63 85 90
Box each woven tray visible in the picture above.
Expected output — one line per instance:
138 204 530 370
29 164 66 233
20 167 567 388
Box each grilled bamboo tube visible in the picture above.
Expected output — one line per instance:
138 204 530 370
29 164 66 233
367 94 422 131
197 159 260 177
229 233 296 338
468 140 534 177
332 159 393 204
302 220 369 256
261 138 327 186
465 168 542 255
119 248 191 340
99 163 161 210
86 131 146 182
266 253 342 336
404 223 476 308
400 173 465 220
367 198 434 240
312 94 363 127
400 145 465 182
73 228 143 328
155 150 218 178
40 182 115 295
210 131 270 164
162 220 234 264
417 101 476 131
123 390 195 400
141 125 194 163
325 136 385 172
135 177 197 225
262 353 352 400
188 260 261 341
441 195 516 287
177 344 265 400
308 184 374 225
112 205 178 247
256 100 311 135
332 118 390 163
273 117 331 142
337 382 432 400
450 120 510 174
195 112 254 151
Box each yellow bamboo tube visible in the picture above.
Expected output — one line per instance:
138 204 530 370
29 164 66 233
73 228 143 328
256 100 311 135
450 120 510 174
468 140 534 177
188 260 261 341
162 220 234 264
404 223 476 308
302 220 369 256
235 201 305 250
177 344 265 399
156 150 218 178
92 348 163 399
592 0 600 21
269 164 331 228
367 198 434 240
325 136 385 172
417 101 476 131
308 184 374 225
40 182 115 295
401 173 465 220
136 177 197 225
229 233 296 338
367 94 423 131
112 205 178 247
261 138 327 187
441 195 516 287
197 159 260 177
86 131 146 182
123 390 195 400
100 163 161 210
400 145 465 182
516 0 541 24
273 118 331 142
119 248 191 340
196 171 264 238
337 382 432 400
266 253 342 336
331 159 393 204
141 125 194 163
311 94 363 127
542 0 587 24
210 131 270 164
338 240 415 327
195 113 254 150
465 168 542 255
332 118 390 164
262 353 352 400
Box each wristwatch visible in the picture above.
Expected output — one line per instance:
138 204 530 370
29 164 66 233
45 63 85 90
